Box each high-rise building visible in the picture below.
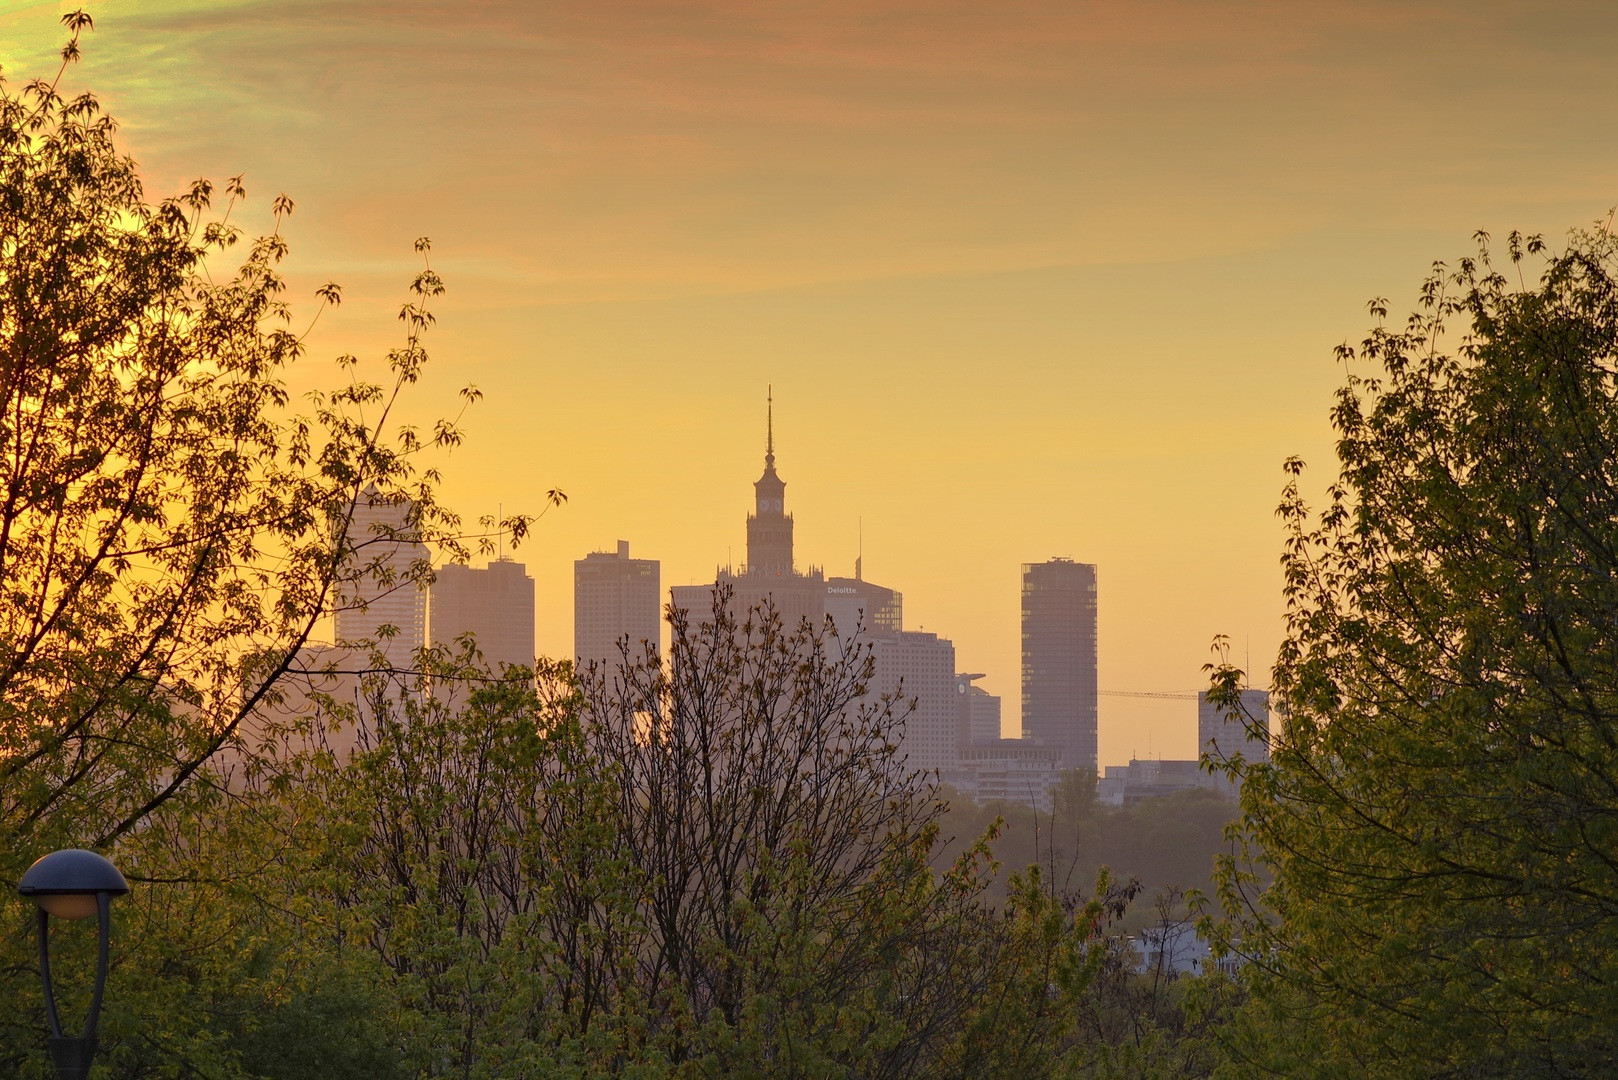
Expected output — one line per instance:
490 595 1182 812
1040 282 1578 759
667 393 974 789
1021 558 1098 773
669 391 831 631
869 631 960 774
956 673 1002 745
333 485 428 670
430 559 535 670
1198 689 1270 797
575 540 661 675
747 390 794 578
824 576 902 639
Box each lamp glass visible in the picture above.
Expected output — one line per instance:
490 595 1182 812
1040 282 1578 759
36 893 100 920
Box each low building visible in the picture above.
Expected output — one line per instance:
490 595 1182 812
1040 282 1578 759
1134 921 1210 976
958 739 1066 812
1097 758 1205 806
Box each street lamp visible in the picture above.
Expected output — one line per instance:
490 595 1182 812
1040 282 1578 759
17 849 130 1080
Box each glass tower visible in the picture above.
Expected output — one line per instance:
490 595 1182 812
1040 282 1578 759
1020 558 1098 773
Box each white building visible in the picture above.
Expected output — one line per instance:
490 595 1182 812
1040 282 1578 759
575 540 661 678
1097 758 1205 806
957 740 1066 812
1198 689 1270 797
333 486 428 671
869 631 960 775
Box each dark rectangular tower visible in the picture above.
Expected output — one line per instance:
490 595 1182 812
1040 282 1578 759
1020 558 1098 773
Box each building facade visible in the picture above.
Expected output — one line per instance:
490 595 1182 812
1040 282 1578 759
431 559 536 670
1197 688 1270 797
1097 758 1206 806
575 540 661 676
958 739 1066 812
823 576 902 639
1020 558 1098 773
956 673 1002 745
868 630 960 775
333 485 429 670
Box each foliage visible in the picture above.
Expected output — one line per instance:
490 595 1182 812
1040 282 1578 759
1208 222 1618 1076
939 772 1239 908
281 596 1127 1078
62 595 1209 1080
0 14 529 1072
0 11 485 855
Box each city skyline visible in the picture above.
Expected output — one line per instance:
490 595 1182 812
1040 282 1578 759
7 2 1615 763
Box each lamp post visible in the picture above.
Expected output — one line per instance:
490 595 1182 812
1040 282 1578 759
17 849 130 1080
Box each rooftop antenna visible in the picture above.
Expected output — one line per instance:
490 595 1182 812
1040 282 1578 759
856 516 863 581
497 502 504 561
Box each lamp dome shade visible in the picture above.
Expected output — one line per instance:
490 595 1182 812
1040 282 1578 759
18 849 129 919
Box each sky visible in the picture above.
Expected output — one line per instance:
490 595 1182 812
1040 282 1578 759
3 0 1616 764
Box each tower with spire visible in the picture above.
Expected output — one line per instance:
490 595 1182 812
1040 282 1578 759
746 387 794 577
668 388 985 783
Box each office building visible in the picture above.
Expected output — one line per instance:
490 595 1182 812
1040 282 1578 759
958 740 1065 812
869 631 960 774
956 673 1002 744
823 576 902 639
431 558 536 670
575 540 661 675
1097 758 1205 806
1198 689 1270 797
333 485 428 670
1021 558 1098 773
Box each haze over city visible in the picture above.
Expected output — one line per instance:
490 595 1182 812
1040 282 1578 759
5 0 1614 765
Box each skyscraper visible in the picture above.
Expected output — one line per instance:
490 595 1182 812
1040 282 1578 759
747 387 794 578
667 393 969 786
870 630 959 774
669 391 828 630
823 576 902 639
956 672 1002 745
333 485 428 670
430 558 536 670
1020 558 1098 773
575 540 661 675
1198 689 1270 797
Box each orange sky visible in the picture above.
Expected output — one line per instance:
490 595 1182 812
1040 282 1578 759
4 0 1616 764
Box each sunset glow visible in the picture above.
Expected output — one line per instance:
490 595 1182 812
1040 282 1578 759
6 0 1615 764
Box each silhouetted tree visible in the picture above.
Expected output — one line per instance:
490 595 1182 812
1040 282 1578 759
1209 221 1618 1076
0 17 521 1072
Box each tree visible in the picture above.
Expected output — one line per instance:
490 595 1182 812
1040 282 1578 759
0 12 490 855
0 15 519 1070
1208 221 1618 1076
231 593 1144 1078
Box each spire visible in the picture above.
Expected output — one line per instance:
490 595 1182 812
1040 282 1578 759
749 384 791 575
